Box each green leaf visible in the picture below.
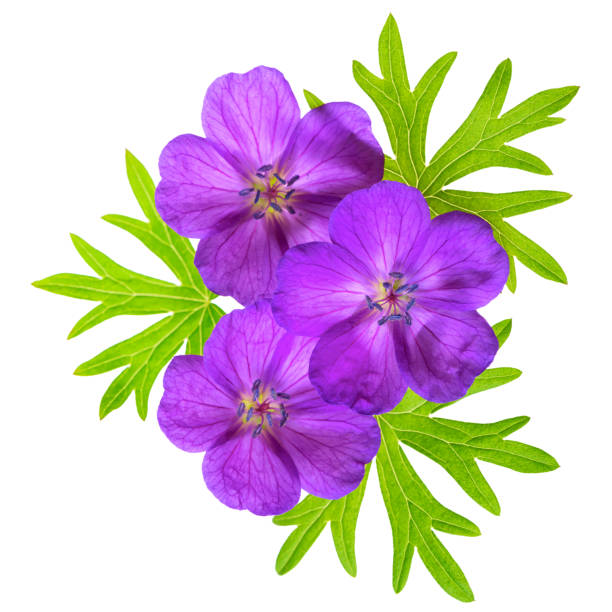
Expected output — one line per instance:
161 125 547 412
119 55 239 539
273 465 371 577
330 463 370 577
354 13 577 287
273 315 557 599
486 216 568 284
377 421 477 600
492 318 512 348
381 413 558 514
303 89 324 109
33 151 223 419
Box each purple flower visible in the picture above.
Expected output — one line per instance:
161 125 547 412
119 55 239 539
272 181 509 414
155 66 384 306
158 300 380 516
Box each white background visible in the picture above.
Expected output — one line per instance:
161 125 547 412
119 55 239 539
2 0 609 610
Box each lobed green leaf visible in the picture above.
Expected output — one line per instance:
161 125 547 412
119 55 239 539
355 13 577 289
377 421 477 600
33 151 223 419
273 465 371 577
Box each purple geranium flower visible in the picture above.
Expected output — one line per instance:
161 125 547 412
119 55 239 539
158 300 380 516
272 181 509 414
155 66 384 306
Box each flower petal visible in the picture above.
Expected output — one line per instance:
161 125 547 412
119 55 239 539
394 307 499 403
328 181 431 278
155 134 246 238
279 399 380 498
202 301 285 395
202 430 300 516
201 66 300 171
194 215 286 305
278 193 336 248
405 212 509 311
279 102 384 198
309 313 409 415
272 242 372 337
261 333 318 399
157 356 237 452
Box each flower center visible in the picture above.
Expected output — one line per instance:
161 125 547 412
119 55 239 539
238 164 300 220
236 378 290 437
365 271 418 326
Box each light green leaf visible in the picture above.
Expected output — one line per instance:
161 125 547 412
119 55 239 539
486 216 568 284
33 151 223 419
330 463 370 577
274 500 334 575
492 318 512 348
273 465 371 577
429 189 571 218
381 413 558 514
303 89 324 109
377 421 477 600
355 13 577 287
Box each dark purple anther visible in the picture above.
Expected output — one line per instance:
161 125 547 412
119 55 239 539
270 388 277 399
266 413 273 427
280 404 287 418
257 164 273 172
246 407 254 422
277 391 290 400
404 312 412 326
252 423 263 437
366 295 374 310
285 189 295 200
253 210 265 220
388 314 403 321
252 379 261 400
382 282 391 291
254 190 261 204
280 413 288 427
273 173 286 184
237 402 245 417
286 175 300 186
239 188 254 196
405 297 416 311
270 201 283 213
373 301 383 312
377 316 388 326
256 172 265 178
286 205 296 214
389 271 403 279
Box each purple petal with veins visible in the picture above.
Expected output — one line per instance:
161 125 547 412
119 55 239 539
155 67 384 306
273 181 509 412
158 301 380 515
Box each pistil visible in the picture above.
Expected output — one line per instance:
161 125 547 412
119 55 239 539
238 379 291 437
365 272 418 326
237 163 300 220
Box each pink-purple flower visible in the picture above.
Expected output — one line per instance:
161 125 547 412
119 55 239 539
272 181 509 414
155 66 384 306
158 300 380 515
